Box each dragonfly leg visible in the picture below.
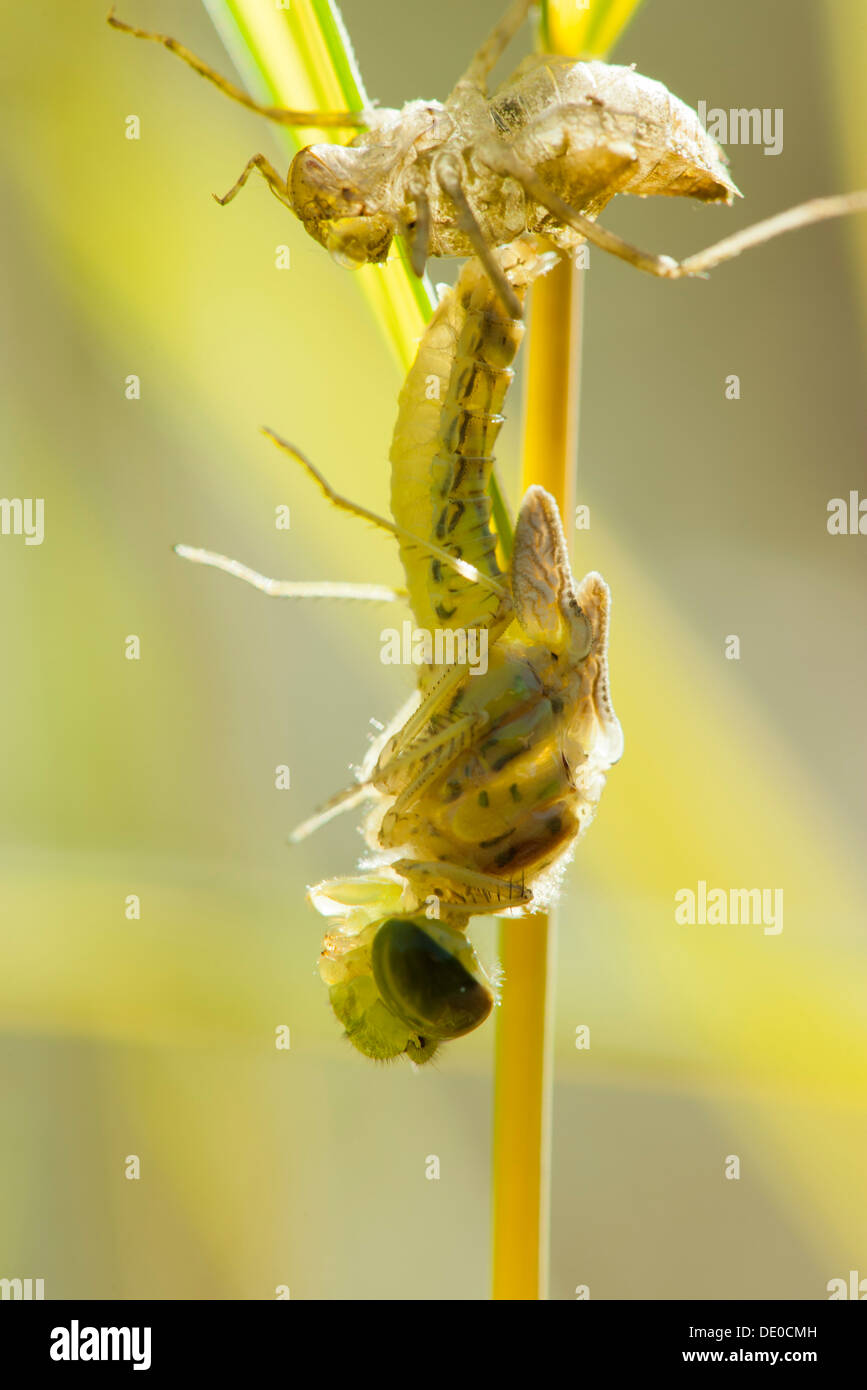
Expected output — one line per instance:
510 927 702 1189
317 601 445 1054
374 611 512 779
173 545 404 603
377 710 486 791
289 785 377 845
394 858 532 914
484 141 867 280
214 154 292 209
108 10 364 127
399 181 431 278
456 0 534 93
263 429 508 601
376 713 493 851
435 155 523 317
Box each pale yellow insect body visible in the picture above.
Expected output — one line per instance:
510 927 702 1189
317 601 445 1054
172 234 622 1063
310 238 622 1062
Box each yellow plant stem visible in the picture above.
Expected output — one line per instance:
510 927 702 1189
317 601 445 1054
521 259 583 516
492 257 583 1301
491 0 639 1306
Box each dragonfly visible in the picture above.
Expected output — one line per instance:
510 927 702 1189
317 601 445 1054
177 235 622 1062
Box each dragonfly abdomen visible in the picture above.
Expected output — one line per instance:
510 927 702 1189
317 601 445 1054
390 250 544 634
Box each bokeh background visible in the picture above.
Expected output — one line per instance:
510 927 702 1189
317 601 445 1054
1 0 865 1299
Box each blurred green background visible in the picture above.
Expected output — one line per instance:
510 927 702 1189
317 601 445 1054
0 0 865 1299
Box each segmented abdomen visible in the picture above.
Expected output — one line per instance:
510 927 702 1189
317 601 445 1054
389 236 553 637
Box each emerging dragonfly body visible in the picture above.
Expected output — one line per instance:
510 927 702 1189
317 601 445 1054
303 238 622 1062
109 0 866 318
173 236 621 1062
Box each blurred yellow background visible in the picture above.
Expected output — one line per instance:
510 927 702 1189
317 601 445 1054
0 0 864 1299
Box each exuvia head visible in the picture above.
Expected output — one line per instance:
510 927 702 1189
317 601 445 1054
289 143 395 267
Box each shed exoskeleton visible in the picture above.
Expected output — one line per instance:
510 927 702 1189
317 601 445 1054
109 1 867 317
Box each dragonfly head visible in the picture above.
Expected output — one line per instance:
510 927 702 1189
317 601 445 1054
373 917 493 1043
326 915 493 1063
289 145 395 267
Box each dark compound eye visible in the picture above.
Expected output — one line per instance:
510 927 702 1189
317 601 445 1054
372 917 493 1042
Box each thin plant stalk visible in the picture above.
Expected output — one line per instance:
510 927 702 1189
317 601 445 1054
491 256 582 1302
491 0 644 1302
